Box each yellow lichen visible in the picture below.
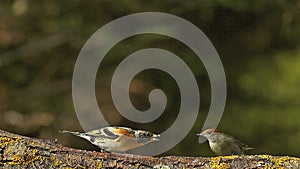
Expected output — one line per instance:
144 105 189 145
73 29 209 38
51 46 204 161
270 156 298 168
258 154 271 159
255 155 300 168
54 160 59 167
89 158 95 163
73 164 86 169
257 160 265 166
97 162 103 169
10 155 23 164
8 148 42 166
0 137 18 148
135 162 141 167
65 166 86 169
54 160 63 167
218 163 231 169
222 155 239 159
210 156 231 169
153 165 170 169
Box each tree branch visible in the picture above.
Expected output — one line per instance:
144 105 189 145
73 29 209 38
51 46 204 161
0 129 299 168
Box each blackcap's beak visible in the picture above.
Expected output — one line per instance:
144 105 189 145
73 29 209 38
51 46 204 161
197 133 204 137
197 132 208 143
197 132 207 138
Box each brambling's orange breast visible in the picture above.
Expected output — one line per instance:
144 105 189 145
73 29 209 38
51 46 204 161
112 128 135 137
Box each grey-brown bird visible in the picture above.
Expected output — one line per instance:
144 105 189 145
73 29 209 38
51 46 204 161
197 129 253 156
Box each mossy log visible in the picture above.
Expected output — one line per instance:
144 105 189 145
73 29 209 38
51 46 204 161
0 129 299 168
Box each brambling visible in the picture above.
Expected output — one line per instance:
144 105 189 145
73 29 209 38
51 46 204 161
197 129 253 156
60 126 160 152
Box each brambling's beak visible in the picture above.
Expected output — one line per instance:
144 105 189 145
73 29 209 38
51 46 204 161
153 134 160 141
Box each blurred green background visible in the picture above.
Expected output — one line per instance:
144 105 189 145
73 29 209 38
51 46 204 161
0 0 299 157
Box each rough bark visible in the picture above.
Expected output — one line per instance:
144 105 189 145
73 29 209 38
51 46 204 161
0 129 299 169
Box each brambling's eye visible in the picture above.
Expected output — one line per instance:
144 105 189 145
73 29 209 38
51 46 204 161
138 132 151 138
146 132 152 137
